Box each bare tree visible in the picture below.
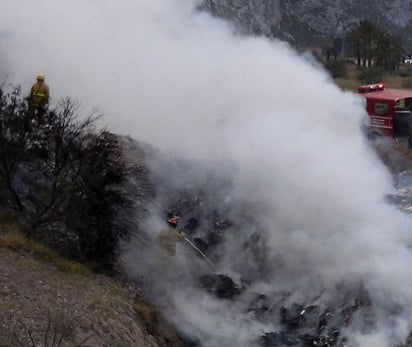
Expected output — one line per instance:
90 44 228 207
0 85 129 262
0 86 31 210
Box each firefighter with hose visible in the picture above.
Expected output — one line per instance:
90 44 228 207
156 215 186 257
156 213 217 271
154 214 187 295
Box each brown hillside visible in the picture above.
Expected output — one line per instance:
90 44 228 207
0 246 186 347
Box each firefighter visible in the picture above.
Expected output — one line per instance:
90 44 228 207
29 73 50 116
156 216 186 257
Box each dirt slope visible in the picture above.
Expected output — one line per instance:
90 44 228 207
0 247 186 347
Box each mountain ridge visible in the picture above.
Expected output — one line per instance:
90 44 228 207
203 0 412 52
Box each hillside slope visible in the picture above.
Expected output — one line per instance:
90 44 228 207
0 246 186 347
203 0 412 50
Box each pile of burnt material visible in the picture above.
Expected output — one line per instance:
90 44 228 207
196 270 375 347
258 295 375 347
198 273 244 299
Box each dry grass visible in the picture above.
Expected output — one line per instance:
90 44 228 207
0 209 89 276
383 73 405 89
333 62 412 91
133 296 159 333
334 78 360 91
333 63 359 91
0 245 183 347
5 300 90 347
0 233 89 275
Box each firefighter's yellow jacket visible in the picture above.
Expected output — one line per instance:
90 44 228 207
156 227 185 256
30 81 50 107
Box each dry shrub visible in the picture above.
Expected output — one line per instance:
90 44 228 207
4 297 92 347
133 296 158 333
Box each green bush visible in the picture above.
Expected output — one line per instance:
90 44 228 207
398 64 412 77
398 70 412 78
357 66 385 84
324 59 347 79
402 77 412 89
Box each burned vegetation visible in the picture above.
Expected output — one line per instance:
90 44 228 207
0 85 131 266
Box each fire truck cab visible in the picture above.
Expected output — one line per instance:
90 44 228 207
358 83 412 142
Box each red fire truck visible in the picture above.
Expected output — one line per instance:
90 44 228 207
358 83 412 143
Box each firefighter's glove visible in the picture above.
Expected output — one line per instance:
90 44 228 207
177 231 186 239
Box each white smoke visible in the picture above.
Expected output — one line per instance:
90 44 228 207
3 1 412 346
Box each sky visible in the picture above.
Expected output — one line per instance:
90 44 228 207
3 1 412 346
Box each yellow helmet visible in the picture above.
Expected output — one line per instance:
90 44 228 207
36 73 45 81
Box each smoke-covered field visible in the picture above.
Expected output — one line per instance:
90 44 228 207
3 1 412 346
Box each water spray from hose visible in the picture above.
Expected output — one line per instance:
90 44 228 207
184 237 218 271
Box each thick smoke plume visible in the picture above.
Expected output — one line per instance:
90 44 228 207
3 1 412 346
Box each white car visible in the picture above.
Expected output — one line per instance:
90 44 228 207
404 57 412 64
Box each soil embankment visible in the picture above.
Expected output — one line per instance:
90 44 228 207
0 246 186 347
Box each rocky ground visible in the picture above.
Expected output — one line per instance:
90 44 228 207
0 246 187 347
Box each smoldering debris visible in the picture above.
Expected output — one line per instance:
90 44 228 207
198 273 243 299
122 153 412 347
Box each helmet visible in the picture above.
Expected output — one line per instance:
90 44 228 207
36 73 45 81
167 217 179 226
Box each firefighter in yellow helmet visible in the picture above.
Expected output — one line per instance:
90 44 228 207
156 216 186 257
29 73 50 114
